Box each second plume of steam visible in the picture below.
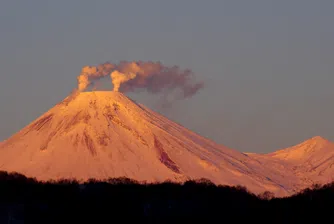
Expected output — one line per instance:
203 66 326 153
110 70 136 92
76 61 204 99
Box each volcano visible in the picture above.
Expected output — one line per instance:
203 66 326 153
0 91 300 196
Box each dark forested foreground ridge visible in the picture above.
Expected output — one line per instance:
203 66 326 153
0 171 332 223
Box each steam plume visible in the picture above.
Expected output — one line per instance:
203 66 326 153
110 70 136 92
76 61 204 99
77 62 115 91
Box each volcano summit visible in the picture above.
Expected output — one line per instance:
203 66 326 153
0 91 298 196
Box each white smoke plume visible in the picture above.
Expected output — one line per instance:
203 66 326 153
75 61 204 100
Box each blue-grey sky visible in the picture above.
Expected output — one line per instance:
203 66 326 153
1 0 333 153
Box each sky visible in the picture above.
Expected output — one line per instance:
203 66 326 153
0 0 333 153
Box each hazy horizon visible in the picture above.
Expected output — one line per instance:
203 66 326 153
1 1 333 153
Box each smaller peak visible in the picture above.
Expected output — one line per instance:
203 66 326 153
312 136 326 140
293 135 333 150
306 136 329 144
269 136 332 160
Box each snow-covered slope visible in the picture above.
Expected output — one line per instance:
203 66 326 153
2 91 333 197
0 91 296 196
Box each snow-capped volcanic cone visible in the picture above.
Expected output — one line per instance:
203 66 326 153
246 136 334 193
268 136 332 162
0 91 295 196
268 136 334 184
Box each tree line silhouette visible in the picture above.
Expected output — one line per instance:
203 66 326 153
0 171 332 223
